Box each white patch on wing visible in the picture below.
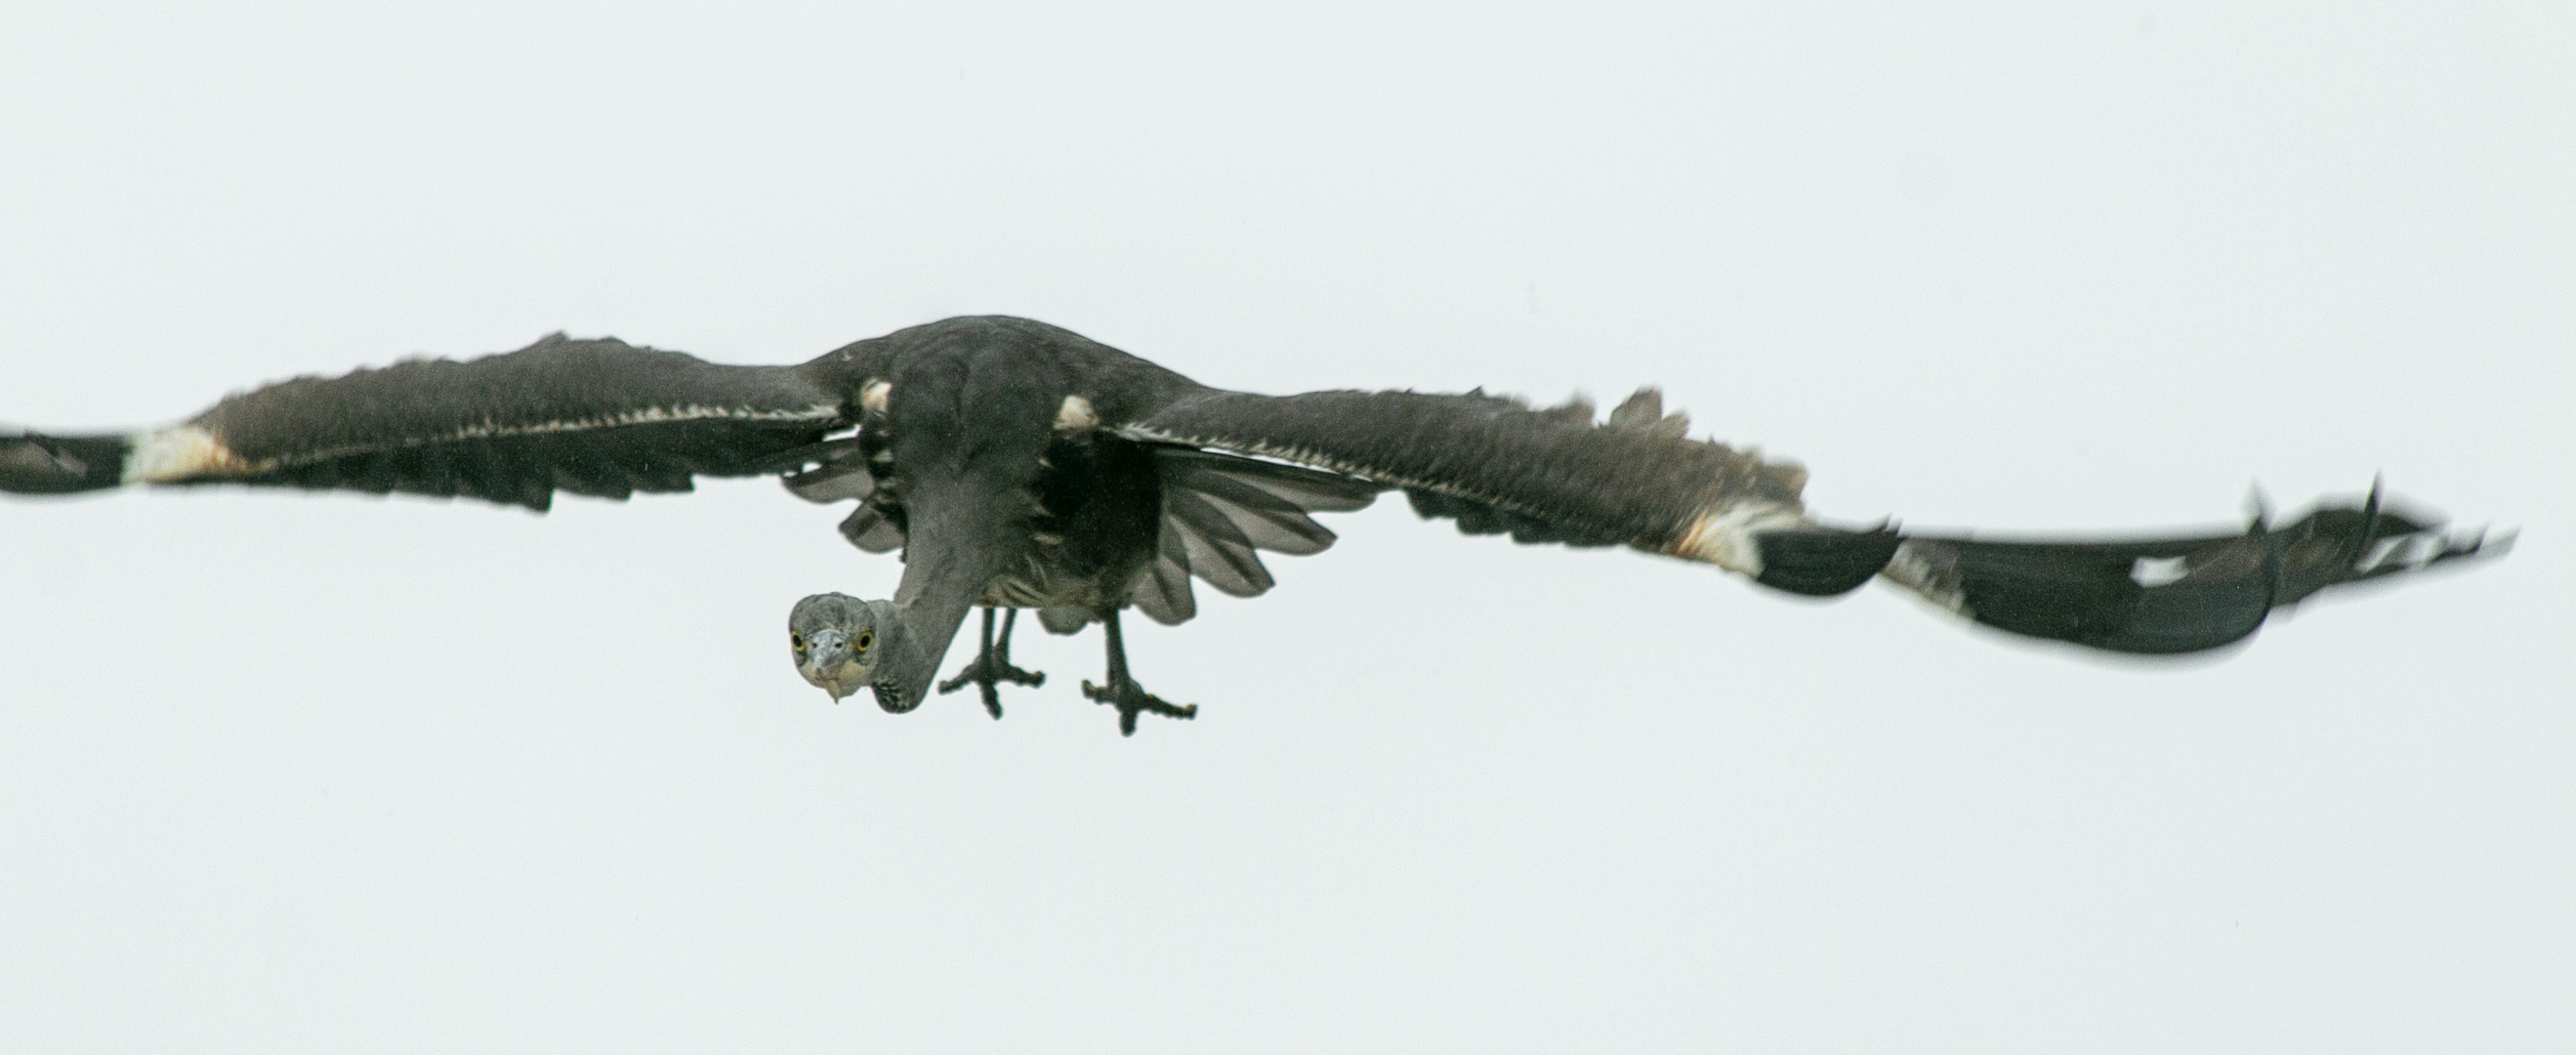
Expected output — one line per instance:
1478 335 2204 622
1881 540 1971 615
436 401 844 440
1121 425 1543 527
1671 499 1807 575
2130 556 2190 587
860 380 891 417
1054 395 1098 433
122 424 264 484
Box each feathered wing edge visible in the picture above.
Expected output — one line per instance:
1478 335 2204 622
1127 448 1381 625
780 436 906 553
3 334 850 511
1124 385 1810 569
1119 384 1816 621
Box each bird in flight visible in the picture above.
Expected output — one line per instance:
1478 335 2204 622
2 316 2498 734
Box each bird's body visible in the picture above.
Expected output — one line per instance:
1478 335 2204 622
3 315 2499 734
977 430 1165 613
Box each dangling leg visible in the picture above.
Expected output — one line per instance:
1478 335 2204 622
1081 609 1197 737
936 607 1045 719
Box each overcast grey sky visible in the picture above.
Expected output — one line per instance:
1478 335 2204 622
3 3 2569 1051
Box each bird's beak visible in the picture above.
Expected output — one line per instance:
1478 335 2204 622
822 657 876 703
797 630 874 703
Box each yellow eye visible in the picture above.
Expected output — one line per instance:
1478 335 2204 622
791 632 807 654
855 630 873 652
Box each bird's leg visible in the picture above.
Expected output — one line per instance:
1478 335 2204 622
936 607 1045 719
1080 609 1196 737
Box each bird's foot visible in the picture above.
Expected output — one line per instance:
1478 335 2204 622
1081 675 1197 737
936 653 1045 719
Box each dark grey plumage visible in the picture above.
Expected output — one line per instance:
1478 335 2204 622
190 334 838 508
1126 387 1803 554
1 315 2503 735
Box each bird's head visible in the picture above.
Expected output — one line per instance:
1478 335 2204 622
788 592 916 712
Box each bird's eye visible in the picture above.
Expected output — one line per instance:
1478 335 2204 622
855 630 873 652
791 632 807 654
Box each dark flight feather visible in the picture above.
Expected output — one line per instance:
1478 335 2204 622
1132 528 1198 626
1125 388 1805 555
0 334 852 512
1754 491 2500 654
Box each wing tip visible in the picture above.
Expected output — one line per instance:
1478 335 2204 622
1750 525 1904 597
1 429 133 494
1874 488 2506 655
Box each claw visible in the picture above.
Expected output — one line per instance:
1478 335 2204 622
935 608 1044 719
1082 677 1197 737
1084 608 1198 736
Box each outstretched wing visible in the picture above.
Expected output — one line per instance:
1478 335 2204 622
2 334 849 512
1124 385 1809 567
1126 385 2498 654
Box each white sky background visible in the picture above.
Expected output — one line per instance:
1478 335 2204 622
2 3 2569 1051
